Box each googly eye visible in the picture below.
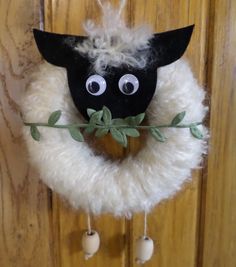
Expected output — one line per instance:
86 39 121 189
86 75 107 96
118 74 139 95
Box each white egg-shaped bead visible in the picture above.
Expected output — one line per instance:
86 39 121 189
82 230 100 260
135 236 154 264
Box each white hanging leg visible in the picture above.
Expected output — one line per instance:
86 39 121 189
81 213 100 260
135 212 154 264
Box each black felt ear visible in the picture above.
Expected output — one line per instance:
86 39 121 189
150 25 194 68
33 29 87 67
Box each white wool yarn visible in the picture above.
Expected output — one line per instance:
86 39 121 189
21 59 207 217
75 1 153 74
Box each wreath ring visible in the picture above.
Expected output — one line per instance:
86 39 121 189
22 59 207 217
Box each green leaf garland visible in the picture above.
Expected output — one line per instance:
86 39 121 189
24 106 204 146
150 128 166 142
69 127 84 142
87 108 96 118
30 125 40 141
111 128 127 147
190 126 204 139
95 128 109 138
102 106 112 125
171 111 186 126
122 128 140 138
48 110 61 126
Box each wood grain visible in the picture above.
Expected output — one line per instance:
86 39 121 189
200 0 236 266
0 0 54 266
1 0 236 266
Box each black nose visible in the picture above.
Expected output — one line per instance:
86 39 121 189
123 82 134 94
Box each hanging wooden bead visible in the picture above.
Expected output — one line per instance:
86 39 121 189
82 230 100 260
135 236 154 264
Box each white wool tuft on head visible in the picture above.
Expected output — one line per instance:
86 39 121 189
75 0 153 74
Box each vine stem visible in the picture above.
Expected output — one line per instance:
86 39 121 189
24 122 203 129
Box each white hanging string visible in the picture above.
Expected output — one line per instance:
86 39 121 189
144 211 148 237
97 0 126 15
87 213 92 234
118 0 126 16
97 0 104 9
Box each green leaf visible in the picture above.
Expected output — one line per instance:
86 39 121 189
48 110 61 126
124 116 137 126
30 125 40 141
102 106 112 125
89 110 104 125
121 132 128 147
84 126 95 134
112 118 127 126
87 108 96 118
69 127 84 142
110 128 127 147
122 128 140 138
134 113 145 125
150 128 166 142
95 128 109 138
124 113 145 126
171 111 186 126
190 126 204 140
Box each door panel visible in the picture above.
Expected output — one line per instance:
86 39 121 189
201 0 236 266
0 0 235 266
0 1 54 266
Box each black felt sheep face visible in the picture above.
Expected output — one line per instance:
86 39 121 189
33 8 193 120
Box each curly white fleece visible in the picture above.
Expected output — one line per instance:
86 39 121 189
21 60 207 217
75 2 153 74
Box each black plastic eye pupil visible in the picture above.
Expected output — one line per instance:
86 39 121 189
88 81 100 94
119 74 139 95
123 82 134 94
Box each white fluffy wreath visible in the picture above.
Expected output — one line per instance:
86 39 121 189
21 59 207 217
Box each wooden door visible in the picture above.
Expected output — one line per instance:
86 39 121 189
0 0 235 266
